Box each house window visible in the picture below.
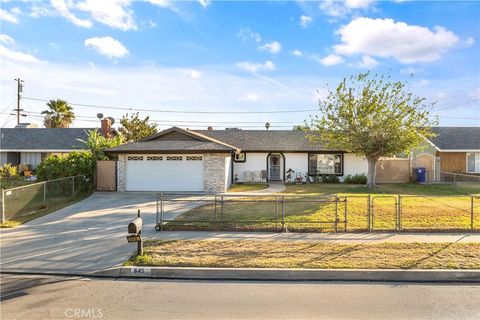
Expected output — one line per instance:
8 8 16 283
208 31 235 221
308 153 343 175
467 153 480 173
166 156 183 161
186 156 202 161
146 156 163 161
234 152 246 162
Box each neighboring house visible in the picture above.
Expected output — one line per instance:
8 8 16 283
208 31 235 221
419 127 480 176
106 126 368 193
0 118 116 169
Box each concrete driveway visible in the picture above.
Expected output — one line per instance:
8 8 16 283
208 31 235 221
0 192 168 273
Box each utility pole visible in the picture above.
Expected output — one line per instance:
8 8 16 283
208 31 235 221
13 78 25 125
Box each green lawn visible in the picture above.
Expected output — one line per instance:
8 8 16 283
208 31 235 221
164 183 480 232
283 183 480 196
228 184 269 192
127 240 480 269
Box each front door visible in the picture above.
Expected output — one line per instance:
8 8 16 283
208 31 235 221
269 155 281 180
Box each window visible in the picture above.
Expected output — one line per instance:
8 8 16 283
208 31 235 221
147 156 163 161
234 152 246 162
127 156 144 161
308 153 343 175
166 156 183 161
186 156 202 161
467 153 480 173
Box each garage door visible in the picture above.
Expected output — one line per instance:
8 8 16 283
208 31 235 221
125 154 204 191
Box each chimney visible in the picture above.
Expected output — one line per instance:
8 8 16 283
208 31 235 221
101 118 112 137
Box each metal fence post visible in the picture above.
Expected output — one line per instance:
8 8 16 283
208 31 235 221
367 194 371 232
275 196 279 229
220 195 224 230
43 182 47 204
344 197 348 232
72 176 75 198
214 195 218 229
334 194 338 233
156 193 160 226
1 189 5 223
398 195 402 231
281 196 285 231
471 195 475 231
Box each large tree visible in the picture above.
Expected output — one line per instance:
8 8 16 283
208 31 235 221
119 112 158 142
306 73 437 188
41 99 75 128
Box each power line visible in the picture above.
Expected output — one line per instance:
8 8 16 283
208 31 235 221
22 97 320 114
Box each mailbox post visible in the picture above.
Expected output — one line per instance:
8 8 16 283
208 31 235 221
127 209 143 256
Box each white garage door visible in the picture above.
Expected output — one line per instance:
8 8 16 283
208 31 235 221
125 154 204 191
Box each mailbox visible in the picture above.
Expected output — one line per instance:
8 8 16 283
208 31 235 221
128 217 142 234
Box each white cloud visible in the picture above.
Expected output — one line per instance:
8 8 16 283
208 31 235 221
0 34 15 45
0 45 39 63
358 55 378 68
185 69 202 79
0 8 19 24
319 0 375 18
236 28 262 43
75 0 137 31
85 36 129 59
258 41 282 54
300 15 312 27
51 0 93 28
465 37 475 47
345 0 375 9
197 0 210 8
236 60 275 73
334 17 459 63
291 49 304 57
319 54 344 66
147 0 171 7
238 93 261 102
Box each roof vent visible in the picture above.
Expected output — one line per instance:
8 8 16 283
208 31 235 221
207 126 213 131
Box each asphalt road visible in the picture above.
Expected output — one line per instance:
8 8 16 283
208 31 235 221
1 274 480 320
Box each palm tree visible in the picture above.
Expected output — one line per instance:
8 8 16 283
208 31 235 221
41 99 75 128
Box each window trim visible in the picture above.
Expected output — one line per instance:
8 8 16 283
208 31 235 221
307 152 344 176
466 152 480 173
233 152 246 163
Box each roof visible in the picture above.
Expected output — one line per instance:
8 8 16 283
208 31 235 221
107 127 237 153
427 127 480 151
195 129 327 151
0 128 92 151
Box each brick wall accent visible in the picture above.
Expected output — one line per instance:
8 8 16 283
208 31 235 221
439 152 466 173
117 154 126 192
203 153 228 193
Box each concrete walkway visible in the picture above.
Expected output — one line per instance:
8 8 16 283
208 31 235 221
226 181 286 195
150 231 480 243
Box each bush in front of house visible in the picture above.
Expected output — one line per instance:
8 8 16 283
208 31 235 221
320 174 340 183
36 151 95 181
343 173 368 184
0 163 18 180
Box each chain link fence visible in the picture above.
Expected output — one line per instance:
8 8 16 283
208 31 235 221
156 193 480 233
1 175 93 223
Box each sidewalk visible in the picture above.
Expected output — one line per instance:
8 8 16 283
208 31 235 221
148 231 480 243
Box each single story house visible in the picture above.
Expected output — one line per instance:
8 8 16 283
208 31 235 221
419 126 480 175
106 126 368 193
0 118 117 170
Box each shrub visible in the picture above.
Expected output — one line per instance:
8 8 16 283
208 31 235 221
36 151 95 181
343 173 367 184
320 174 340 183
0 163 18 180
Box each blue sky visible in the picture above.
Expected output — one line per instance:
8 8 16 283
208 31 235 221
1 0 479 129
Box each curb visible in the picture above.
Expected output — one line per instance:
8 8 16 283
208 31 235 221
98 266 480 282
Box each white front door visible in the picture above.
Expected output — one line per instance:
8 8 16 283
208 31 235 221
125 154 204 191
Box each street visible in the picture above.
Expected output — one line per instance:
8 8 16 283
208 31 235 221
1 274 479 320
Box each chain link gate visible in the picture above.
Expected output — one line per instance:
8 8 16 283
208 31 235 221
370 196 399 231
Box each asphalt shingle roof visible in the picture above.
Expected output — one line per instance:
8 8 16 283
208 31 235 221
106 140 234 153
194 129 327 151
429 127 480 150
0 128 92 151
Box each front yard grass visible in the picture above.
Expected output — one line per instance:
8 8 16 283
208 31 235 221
228 183 269 192
165 183 480 231
127 240 480 269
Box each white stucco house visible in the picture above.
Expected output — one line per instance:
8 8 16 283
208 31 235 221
107 126 368 193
